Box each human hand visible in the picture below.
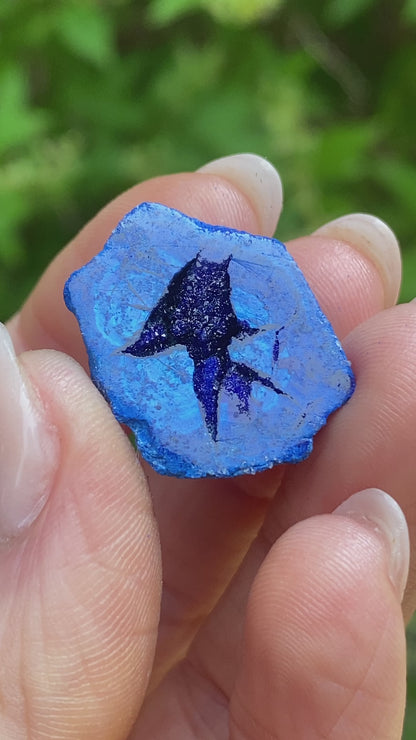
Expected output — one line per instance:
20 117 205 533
0 153 413 738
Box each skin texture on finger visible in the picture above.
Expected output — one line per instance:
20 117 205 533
229 516 406 740
0 351 161 739
288 235 385 340
146 472 269 689
6 171 392 693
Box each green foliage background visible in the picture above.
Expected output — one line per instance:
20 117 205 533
1 0 416 734
2 0 416 319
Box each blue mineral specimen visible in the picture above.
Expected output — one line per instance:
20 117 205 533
64 202 355 478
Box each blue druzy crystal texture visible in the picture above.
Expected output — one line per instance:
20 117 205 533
64 202 355 478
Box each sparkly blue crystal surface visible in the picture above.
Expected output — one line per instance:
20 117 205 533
64 202 355 478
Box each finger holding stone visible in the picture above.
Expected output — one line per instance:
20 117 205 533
7 160 277 362
4 156 284 686
287 211 401 339
135 492 408 739
314 212 402 308
155 304 416 719
265 300 416 621
228 494 408 740
7 169 399 364
144 211 402 685
4 155 403 689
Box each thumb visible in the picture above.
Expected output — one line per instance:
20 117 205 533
0 324 161 739
230 489 409 740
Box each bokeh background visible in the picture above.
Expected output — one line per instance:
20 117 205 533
1 0 416 733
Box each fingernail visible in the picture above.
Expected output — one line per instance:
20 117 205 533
333 488 410 601
314 214 401 308
197 153 283 237
0 323 58 541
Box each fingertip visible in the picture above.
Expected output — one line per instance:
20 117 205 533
230 511 407 739
286 234 386 339
198 153 283 237
314 213 402 308
333 488 410 602
0 324 59 542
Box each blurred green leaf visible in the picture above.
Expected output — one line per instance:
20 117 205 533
0 0 18 20
0 189 28 269
314 122 378 182
375 159 416 223
148 0 284 26
402 0 416 23
405 618 416 737
400 247 416 302
152 42 224 112
53 3 115 66
147 0 200 26
0 65 49 154
202 0 284 25
326 0 377 26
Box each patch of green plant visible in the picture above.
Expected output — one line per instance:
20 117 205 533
1 0 415 319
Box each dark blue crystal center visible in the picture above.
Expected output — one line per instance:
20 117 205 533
123 253 283 440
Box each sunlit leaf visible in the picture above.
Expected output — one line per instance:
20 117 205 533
0 65 49 154
374 158 416 221
53 3 114 66
402 0 416 23
0 0 19 20
147 0 200 25
202 0 284 25
148 0 284 25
